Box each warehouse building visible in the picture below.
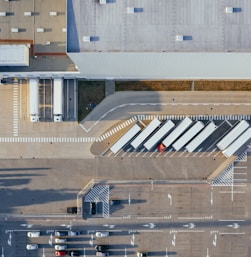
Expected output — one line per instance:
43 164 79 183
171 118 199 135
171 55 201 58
67 0 251 79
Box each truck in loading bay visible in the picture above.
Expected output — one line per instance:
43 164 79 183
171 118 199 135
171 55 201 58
53 78 64 122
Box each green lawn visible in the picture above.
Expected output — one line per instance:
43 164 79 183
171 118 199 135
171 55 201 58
78 80 105 122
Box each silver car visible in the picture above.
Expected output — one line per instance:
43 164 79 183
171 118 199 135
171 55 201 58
55 238 67 243
55 245 67 250
26 244 38 250
95 231 109 238
27 231 40 238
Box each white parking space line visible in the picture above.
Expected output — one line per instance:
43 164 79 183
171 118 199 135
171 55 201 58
219 191 246 193
219 232 246 235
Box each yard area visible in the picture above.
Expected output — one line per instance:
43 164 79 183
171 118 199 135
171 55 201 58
78 80 105 122
78 80 251 121
115 80 251 91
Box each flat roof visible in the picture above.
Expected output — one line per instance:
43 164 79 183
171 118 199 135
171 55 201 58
0 0 76 72
0 45 29 66
67 0 251 53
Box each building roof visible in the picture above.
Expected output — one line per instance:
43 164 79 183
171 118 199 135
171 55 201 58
68 52 251 79
67 0 251 53
0 45 29 66
67 0 251 79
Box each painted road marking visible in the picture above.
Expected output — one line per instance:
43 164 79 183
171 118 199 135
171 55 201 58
7 233 11 246
0 137 96 143
213 234 217 247
183 223 196 229
130 234 135 246
178 216 212 220
168 193 172 206
13 84 19 136
219 232 245 235
142 223 156 229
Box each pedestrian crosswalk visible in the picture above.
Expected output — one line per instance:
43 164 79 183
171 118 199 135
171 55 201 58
0 137 96 143
13 84 19 137
137 114 251 121
97 117 137 142
211 164 233 186
235 151 247 162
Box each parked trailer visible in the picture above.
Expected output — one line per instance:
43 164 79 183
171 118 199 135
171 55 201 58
162 117 193 148
222 128 251 158
144 120 175 151
216 120 249 151
53 78 64 122
172 121 205 151
131 118 161 149
29 78 40 122
110 124 141 154
185 122 218 153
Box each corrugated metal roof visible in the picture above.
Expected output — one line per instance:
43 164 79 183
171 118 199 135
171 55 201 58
68 52 251 79
0 45 29 66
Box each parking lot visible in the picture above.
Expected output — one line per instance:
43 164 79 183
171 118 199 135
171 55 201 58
79 167 251 257
99 115 251 159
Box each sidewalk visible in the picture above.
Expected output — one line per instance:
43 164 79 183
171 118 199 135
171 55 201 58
105 80 115 97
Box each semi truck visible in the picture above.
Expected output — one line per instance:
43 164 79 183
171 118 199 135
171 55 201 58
53 78 64 122
185 122 218 153
110 124 141 154
222 128 251 158
144 120 175 151
29 78 40 122
216 120 249 151
162 117 193 149
131 118 161 149
172 121 205 151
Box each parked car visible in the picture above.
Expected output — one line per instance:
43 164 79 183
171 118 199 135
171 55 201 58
69 251 81 256
90 202 96 215
27 231 40 237
67 207 78 214
68 231 81 236
0 77 18 85
55 231 68 237
26 244 38 250
109 200 121 205
137 252 147 257
95 231 109 238
95 245 109 252
96 252 109 256
55 238 67 243
55 251 67 256
55 245 67 250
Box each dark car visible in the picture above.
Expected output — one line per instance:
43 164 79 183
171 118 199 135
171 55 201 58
90 202 96 215
109 200 121 205
67 207 78 214
95 245 109 252
69 251 80 256
0 77 18 85
55 231 68 237
137 252 147 257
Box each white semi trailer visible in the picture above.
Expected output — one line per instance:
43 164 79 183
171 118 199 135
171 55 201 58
185 122 218 153
216 120 249 151
222 128 251 158
29 78 40 122
162 117 193 149
53 78 64 122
